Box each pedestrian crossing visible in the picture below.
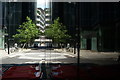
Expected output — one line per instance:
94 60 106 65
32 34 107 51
18 52 67 60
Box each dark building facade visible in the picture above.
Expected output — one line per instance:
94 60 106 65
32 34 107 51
0 2 37 49
52 2 77 47
52 2 120 52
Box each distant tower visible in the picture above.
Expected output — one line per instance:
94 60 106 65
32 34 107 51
36 8 45 33
45 8 51 28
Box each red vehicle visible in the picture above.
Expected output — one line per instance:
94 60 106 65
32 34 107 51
2 65 43 80
50 64 120 80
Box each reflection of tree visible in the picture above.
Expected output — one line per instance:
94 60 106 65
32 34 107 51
45 17 71 47
13 17 40 48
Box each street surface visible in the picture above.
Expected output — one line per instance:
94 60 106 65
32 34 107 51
1 48 77 64
1 48 120 80
1 48 120 65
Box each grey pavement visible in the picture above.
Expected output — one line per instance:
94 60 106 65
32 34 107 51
1 48 120 65
80 50 119 60
1 48 119 60
0 48 31 59
0 49 8 59
53 49 120 65
1 49 77 64
54 49 120 62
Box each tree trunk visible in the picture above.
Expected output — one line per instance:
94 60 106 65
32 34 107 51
74 44 76 54
22 43 26 49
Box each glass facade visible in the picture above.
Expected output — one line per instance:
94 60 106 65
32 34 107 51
0 2 37 49
0 2 4 49
52 2 120 52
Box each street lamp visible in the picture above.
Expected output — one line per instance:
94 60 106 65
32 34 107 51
1 26 7 49
3 25 7 40
3 26 7 34
7 2 12 54
74 3 81 80
7 1 15 54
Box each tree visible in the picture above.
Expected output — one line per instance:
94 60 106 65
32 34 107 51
13 16 40 48
45 17 70 47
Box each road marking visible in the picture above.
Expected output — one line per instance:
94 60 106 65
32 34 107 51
24 61 39 63
18 52 67 60
8 54 23 58
64 53 76 57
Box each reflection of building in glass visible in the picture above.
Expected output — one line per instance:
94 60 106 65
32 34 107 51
45 8 51 27
36 8 51 32
52 2 120 52
0 2 37 49
34 36 52 47
0 1 4 49
35 7 51 47
36 8 45 33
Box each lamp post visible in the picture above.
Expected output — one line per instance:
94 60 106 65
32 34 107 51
7 2 12 54
3 26 7 49
7 36 10 54
3 25 9 55
75 3 80 80
2 20 10 55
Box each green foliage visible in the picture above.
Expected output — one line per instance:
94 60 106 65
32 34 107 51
45 17 71 43
13 16 40 44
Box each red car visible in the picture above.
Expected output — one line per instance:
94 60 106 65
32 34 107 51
2 65 43 80
50 64 120 80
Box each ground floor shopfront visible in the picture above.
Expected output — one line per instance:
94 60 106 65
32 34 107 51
81 21 120 52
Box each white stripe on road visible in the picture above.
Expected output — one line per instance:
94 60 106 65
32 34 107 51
24 61 39 63
64 53 76 57
18 52 67 60
7 52 75 60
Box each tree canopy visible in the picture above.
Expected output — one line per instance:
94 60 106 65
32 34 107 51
13 16 40 47
45 17 70 44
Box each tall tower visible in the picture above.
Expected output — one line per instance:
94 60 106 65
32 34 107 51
36 8 45 33
0 1 37 49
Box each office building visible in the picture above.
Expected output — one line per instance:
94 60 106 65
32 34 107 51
36 8 45 33
51 2 120 52
0 2 37 49
45 8 51 27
